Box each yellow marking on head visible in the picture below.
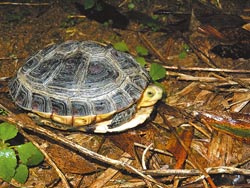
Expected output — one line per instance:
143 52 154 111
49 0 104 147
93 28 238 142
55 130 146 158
137 85 163 108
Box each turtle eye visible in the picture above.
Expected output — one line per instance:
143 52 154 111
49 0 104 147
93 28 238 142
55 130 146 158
147 90 155 98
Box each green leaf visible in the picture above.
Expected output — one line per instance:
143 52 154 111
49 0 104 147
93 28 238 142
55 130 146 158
113 41 129 52
0 148 17 182
83 0 96 9
178 44 190 59
178 51 187 59
136 46 148 56
149 63 166 81
0 122 18 142
16 142 44 166
151 15 159 20
183 44 190 51
135 56 147 67
13 164 28 184
128 3 135 10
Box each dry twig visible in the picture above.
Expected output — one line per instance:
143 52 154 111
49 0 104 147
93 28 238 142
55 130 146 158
18 128 71 188
163 65 250 74
158 112 217 188
0 104 166 187
89 152 133 188
0 2 50 6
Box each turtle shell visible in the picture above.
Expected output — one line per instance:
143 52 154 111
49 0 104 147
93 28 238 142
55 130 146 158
9 41 150 127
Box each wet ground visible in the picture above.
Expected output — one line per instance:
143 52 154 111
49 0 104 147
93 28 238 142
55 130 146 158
0 0 250 187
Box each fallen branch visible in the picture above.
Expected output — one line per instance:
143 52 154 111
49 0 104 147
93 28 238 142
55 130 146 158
168 71 250 86
163 65 250 74
0 2 50 6
142 166 250 176
18 128 71 188
0 104 166 188
1 103 250 186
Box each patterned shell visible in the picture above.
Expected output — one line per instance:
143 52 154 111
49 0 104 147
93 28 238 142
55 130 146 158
9 41 150 118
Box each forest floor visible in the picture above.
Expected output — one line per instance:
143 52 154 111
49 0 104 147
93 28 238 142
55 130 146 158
0 0 250 187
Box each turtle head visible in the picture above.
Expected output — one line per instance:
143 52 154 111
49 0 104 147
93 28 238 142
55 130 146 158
137 85 163 108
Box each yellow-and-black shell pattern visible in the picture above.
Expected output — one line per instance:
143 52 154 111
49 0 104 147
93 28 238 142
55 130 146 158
9 41 150 122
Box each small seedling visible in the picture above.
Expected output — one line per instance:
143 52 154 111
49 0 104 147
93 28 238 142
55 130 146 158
83 0 103 11
113 41 166 87
135 56 147 67
113 41 129 52
128 3 135 10
134 45 148 67
178 44 190 59
83 0 97 9
0 122 44 183
136 45 148 56
149 63 166 81
103 19 113 27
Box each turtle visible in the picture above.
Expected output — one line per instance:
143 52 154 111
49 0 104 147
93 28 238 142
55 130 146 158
8 40 163 133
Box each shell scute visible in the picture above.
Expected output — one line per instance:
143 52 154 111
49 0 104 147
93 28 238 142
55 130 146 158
111 91 131 110
110 49 140 73
124 83 143 102
48 52 87 89
130 75 148 90
92 99 115 115
51 97 69 116
9 78 20 99
40 44 57 56
83 59 119 87
15 85 31 109
71 101 92 116
80 41 106 54
56 41 80 55
28 58 61 83
31 93 49 113
21 55 42 74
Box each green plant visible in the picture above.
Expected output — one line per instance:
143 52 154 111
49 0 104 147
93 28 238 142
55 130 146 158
113 41 129 52
135 45 166 85
83 0 103 11
0 122 44 184
83 0 97 9
113 41 166 84
128 2 135 10
149 63 166 82
136 45 148 56
103 19 113 27
135 45 148 67
178 44 190 59
135 56 147 67
114 41 166 81
127 0 151 10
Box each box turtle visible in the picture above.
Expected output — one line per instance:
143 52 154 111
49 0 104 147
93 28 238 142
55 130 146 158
9 41 162 133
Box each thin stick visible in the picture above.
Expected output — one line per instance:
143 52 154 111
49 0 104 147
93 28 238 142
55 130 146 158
0 2 50 6
158 113 217 188
134 143 173 157
138 33 166 64
163 65 250 74
89 152 133 188
18 128 71 188
0 107 166 187
142 166 250 176
142 143 154 170
168 71 250 84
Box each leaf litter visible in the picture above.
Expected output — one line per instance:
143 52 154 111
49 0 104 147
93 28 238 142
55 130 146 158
0 0 250 187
